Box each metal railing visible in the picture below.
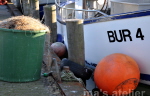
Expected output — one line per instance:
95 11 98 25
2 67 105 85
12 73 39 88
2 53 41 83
55 0 108 20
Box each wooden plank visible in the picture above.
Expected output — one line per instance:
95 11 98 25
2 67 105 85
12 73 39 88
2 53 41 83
29 0 39 19
7 2 22 16
21 0 39 19
52 58 61 82
21 0 30 16
59 82 91 96
15 0 21 8
66 19 85 66
44 5 57 43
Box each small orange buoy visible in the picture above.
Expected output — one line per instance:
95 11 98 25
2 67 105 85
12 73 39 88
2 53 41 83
94 53 140 95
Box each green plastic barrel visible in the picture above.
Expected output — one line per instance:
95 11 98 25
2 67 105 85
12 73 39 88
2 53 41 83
0 28 47 82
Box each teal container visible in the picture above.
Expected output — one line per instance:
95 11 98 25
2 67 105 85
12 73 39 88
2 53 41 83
0 28 47 82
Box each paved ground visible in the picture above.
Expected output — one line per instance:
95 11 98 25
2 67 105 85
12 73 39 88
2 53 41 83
0 77 51 96
0 5 12 21
0 5 61 96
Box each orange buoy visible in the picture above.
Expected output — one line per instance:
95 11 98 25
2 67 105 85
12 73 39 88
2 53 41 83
94 53 140 95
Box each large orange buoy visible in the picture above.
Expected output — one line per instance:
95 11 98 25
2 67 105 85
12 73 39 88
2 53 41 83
94 53 140 95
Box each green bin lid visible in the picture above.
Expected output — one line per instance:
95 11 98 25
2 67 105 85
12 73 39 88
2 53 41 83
0 28 48 33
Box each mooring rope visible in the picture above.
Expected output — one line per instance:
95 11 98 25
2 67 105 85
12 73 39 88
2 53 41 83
61 68 85 88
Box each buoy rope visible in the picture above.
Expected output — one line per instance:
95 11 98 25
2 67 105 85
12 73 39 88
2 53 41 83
61 69 85 87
